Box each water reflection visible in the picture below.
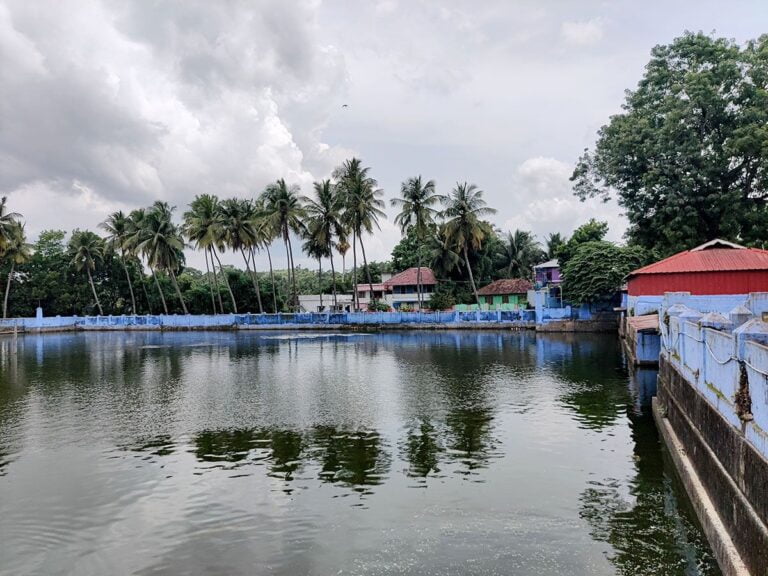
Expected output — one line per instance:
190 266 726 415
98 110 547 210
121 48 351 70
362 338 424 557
547 335 634 430
186 426 391 494
0 331 720 576
579 407 720 575
401 419 444 479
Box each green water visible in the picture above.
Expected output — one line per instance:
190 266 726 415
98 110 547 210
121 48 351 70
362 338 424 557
0 331 719 575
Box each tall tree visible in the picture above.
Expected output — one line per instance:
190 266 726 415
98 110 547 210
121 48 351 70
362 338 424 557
220 198 262 313
100 210 138 314
302 233 330 310
140 202 188 315
2 222 31 318
260 179 306 311
252 198 279 313
545 232 566 259
69 230 105 315
126 208 166 314
183 194 225 314
335 158 386 309
556 219 609 268
391 176 439 309
572 32 768 256
0 197 21 254
336 236 350 286
562 241 647 305
303 179 344 307
439 182 496 304
499 229 543 279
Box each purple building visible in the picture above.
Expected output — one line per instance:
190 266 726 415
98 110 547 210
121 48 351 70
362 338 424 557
534 259 561 287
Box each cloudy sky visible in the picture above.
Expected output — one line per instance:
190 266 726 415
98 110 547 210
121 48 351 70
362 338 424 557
1 0 766 269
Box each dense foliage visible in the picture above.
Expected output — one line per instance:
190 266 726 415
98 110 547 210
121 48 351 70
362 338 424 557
572 33 768 256
562 242 647 305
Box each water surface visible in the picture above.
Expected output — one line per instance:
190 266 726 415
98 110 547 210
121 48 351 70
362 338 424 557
0 331 719 575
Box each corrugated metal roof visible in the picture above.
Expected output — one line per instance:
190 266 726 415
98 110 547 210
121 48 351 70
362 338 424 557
477 279 533 296
628 241 768 277
534 259 559 269
383 267 437 287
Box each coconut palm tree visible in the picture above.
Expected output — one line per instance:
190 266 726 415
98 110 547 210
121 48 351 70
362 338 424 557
125 208 159 314
259 179 306 311
0 197 21 253
429 228 463 279
439 182 497 304
140 202 188 315
69 230 105 316
220 198 262 313
334 158 386 309
545 232 565 259
2 222 31 318
183 194 225 314
100 210 138 314
252 198 279 313
302 232 330 310
303 179 344 307
336 236 350 285
500 229 544 278
128 207 168 314
391 175 439 309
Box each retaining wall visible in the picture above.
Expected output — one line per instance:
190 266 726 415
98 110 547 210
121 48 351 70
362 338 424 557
654 292 768 575
0 309 538 332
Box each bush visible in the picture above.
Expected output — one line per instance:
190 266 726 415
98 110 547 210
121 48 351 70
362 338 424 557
428 290 456 311
367 300 390 312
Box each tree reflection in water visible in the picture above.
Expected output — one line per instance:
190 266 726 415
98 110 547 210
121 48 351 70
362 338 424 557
188 426 390 495
401 419 444 480
579 409 721 575
311 427 390 493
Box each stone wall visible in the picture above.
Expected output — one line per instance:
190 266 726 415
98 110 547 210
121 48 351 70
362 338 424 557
655 291 768 575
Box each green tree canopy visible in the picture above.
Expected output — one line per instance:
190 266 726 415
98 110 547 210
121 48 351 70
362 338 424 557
562 241 647 305
556 219 609 268
572 32 768 255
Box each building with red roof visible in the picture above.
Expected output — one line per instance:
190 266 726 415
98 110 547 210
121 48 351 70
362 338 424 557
354 267 437 310
476 279 533 309
627 239 768 296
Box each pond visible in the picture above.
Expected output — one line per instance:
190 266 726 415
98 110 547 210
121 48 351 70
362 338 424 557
0 331 719 575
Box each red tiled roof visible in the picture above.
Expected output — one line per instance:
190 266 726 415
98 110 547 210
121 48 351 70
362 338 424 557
628 240 768 277
355 283 386 292
384 267 437 287
477 278 533 296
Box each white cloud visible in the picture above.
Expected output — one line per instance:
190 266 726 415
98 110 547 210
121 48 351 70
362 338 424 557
503 157 627 243
560 18 605 46
1 0 765 274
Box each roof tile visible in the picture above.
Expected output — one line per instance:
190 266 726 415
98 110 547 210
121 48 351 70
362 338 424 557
477 279 533 296
384 267 437 287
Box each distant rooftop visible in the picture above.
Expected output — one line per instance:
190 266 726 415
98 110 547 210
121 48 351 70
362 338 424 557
534 259 559 269
477 278 533 296
384 267 437 287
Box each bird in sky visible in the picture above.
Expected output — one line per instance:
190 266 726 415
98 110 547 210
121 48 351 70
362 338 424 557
342 104 348 108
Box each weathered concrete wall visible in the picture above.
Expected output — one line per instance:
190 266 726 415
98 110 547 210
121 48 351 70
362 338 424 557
662 314 768 460
629 292 748 317
654 291 768 575
657 357 768 576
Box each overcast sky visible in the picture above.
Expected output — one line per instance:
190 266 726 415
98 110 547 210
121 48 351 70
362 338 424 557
1 0 766 270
